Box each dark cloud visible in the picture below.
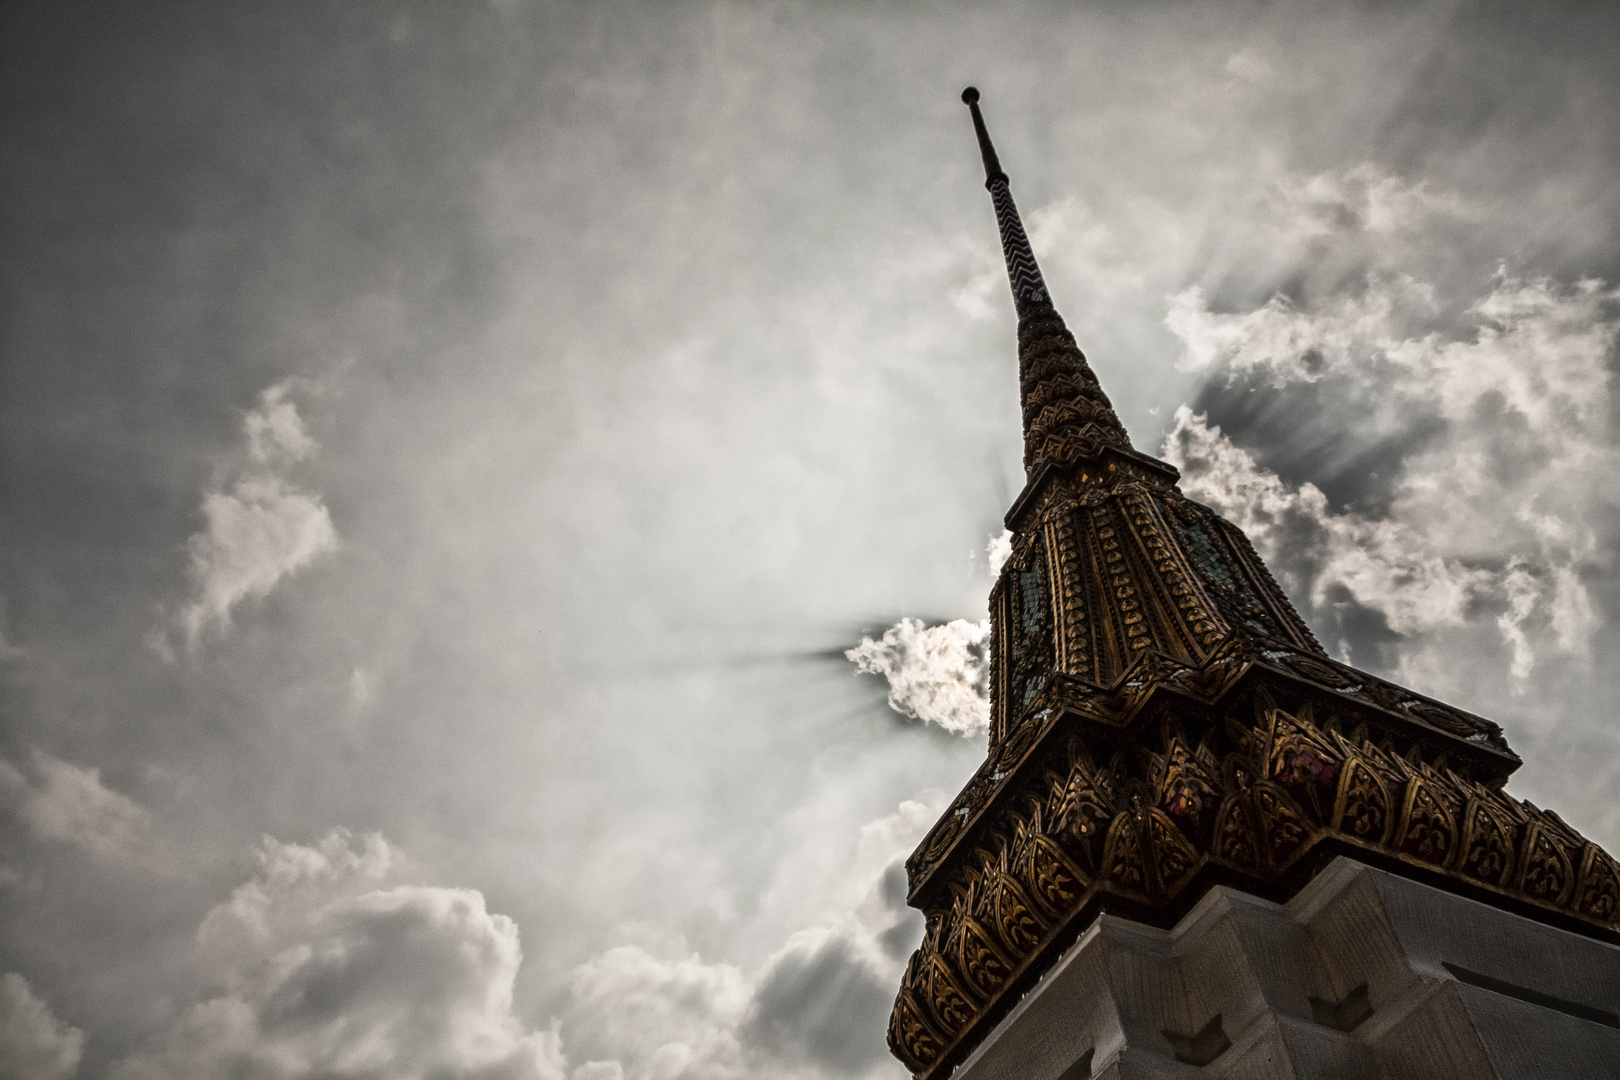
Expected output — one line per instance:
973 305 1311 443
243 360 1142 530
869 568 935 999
746 928 897 1076
1190 374 1448 514
114 831 564 1080
0 972 83 1080
742 857 921 1076
876 863 922 962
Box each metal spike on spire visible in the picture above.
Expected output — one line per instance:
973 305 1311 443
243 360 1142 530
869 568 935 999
961 87 1131 472
961 87 1048 310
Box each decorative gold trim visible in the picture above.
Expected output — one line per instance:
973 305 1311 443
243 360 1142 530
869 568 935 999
891 703 1620 1075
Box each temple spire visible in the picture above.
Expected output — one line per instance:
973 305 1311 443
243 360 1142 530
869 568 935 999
961 87 1047 311
960 87 1132 472
890 87 1619 1080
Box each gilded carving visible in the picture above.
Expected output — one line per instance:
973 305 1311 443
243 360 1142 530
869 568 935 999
1264 707 1341 820
1046 509 1094 682
1051 757 1113 871
948 915 1015 1001
1156 738 1221 845
1331 756 1392 844
985 852 1049 958
911 816 965 883
1396 775 1458 868
1516 822 1575 907
918 952 975 1032
1088 505 1151 665
1120 488 1224 653
1253 781 1313 870
1023 830 1088 916
999 705 1046 769
893 699 1618 1077
1170 634 1251 702
1146 806 1201 891
1353 741 1409 807
1574 845 1620 922
1100 806 1151 896
1283 653 1353 689
1456 796 1516 886
888 989 945 1074
1212 793 1262 869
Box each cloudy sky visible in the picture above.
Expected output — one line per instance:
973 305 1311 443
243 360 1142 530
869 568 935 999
3 2 1619 1078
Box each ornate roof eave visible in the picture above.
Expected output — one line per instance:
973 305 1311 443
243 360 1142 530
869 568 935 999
902 792 1617 1080
891 682 1613 1080
1003 442 1182 530
903 634 1523 909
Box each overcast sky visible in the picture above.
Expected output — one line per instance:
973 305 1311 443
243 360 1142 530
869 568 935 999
3 3 1619 1079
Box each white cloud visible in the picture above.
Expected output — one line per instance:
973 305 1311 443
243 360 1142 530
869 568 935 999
1165 406 1602 682
0 752 152 866
1026 197 1151 313
562 799 929 1080
844 800 935 921
1165 407 1491 636
1223 48 1272 84
743 919 902 1077
750 792 943 968
1549 563 1598 654
0 972 83 1080
566 938 751 1080
1271 163 1468 239
1168 271 1618 431
566 925 903 1080
116 830 565 1080
1165 283 1399 383
985 529 1013 577
1163 269 1620 682
348 667 374 708
244 381 318 466
176 380 338 646
180 479 336 641
945 234 1004 324
116 805 925 1080
839 529 1044 738
846 618 990 737
1496 560 1540 683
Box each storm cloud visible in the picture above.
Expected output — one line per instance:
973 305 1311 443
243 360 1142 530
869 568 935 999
115 831 565 1080
0 973 83 1080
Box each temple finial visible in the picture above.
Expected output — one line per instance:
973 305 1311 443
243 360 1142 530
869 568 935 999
959 87 1047 310
961 87 1006 186
961 86 1132 472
